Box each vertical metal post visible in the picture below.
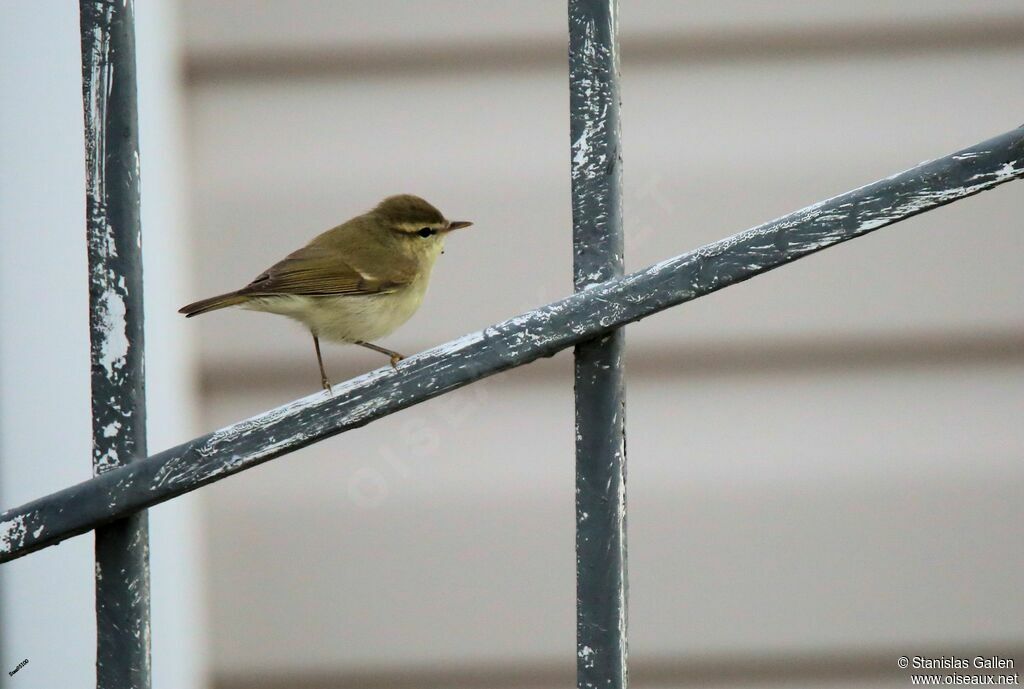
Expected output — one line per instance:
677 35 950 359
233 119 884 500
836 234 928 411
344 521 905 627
79 2 151 688
568 2 627 688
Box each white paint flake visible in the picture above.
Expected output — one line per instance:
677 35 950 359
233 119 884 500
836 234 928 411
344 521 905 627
96 288 129 376
573 128 592 168
426 330 486 357
95 446 120 473
0 514 28 553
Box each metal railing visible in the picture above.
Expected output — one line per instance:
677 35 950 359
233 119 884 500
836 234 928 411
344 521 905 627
80 3 151 685
569 3 628 687
2 2 1023 688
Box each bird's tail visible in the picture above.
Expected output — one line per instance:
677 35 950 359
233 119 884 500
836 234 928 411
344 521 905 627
178 291 248 317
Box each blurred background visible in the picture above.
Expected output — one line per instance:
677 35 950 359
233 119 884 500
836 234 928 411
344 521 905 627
2 2 1023 688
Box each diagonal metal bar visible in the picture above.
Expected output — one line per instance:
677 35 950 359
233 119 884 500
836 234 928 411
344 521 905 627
1 126 1022 565
568 2 629 688
79 1 152 687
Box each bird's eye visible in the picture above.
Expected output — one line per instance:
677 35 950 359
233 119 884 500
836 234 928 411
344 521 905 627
417 227 434 238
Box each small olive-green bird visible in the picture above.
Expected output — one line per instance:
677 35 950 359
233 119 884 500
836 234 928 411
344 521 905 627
179 194 472 391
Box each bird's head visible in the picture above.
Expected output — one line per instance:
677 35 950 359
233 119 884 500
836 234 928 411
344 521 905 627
372 194 472 242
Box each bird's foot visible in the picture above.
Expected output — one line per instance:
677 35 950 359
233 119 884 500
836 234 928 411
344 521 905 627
321 377 333 395
355 340 405 369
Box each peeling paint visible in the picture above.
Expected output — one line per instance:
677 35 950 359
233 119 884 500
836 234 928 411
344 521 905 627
81 1 152 685
96 289 130 375
570 2 629 686
0 514 28 553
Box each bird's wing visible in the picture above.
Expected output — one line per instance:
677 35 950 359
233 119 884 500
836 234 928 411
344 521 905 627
238 244 413 297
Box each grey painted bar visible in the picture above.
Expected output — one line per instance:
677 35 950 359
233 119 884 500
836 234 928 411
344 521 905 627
568 2 628 688
79 1 151 687
1 126 1022 565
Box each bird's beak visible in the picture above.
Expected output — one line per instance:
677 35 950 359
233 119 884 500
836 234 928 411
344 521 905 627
444 220 473 232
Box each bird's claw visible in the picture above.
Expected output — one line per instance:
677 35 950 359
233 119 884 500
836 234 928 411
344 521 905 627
389 353 405 369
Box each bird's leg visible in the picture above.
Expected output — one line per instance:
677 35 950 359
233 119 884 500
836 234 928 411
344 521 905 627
355 340 406 368
312 332 332 393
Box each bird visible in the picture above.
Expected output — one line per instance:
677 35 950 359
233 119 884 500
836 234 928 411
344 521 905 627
179 194 472 392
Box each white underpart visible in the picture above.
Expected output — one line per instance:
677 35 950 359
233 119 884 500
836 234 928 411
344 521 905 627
245 242 442 343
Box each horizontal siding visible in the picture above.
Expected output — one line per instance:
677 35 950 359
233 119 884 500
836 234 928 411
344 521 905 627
202 362 1024 670
182 0 1024 55
181 4 1024 682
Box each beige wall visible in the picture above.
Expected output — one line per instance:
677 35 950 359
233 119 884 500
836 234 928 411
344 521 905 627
179 2 1024 687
